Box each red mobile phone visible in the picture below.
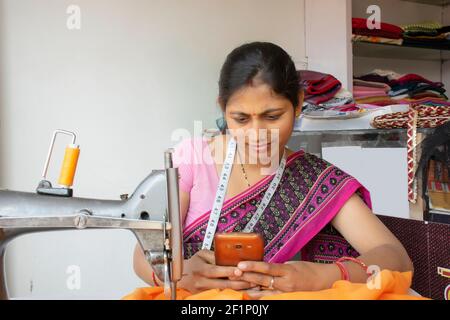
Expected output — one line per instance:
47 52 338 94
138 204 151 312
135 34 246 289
214 232 264 266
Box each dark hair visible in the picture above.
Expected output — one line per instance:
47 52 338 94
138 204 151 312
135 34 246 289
218 42 300 109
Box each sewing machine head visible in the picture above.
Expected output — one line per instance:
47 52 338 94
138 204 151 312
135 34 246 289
0 130 183 300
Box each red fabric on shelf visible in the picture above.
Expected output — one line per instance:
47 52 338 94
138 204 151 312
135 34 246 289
352 17 403 39
298 70 342 104
390 74 444 88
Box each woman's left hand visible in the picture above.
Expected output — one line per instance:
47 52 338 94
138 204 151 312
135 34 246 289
233 260 336 297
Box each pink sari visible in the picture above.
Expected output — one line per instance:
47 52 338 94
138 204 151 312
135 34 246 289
183 150 372 263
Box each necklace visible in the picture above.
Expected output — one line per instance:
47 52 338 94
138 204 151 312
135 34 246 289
236 147 251 187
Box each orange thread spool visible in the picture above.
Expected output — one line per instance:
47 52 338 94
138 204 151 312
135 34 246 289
58 144 80 187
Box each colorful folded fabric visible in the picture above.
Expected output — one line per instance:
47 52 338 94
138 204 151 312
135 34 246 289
353 18 404 39
303 87 354 112
355 74 391 85
404 30 440 37
410 91 447 100
403 38 450 49
330 104 360 112
354 85 390 93
333 87 354 99
389 74 446 96
401 21 442 34
354 92 390 100
352 34 404 46
305 86 342 105
355 69 404 85
405 76 439 86
122 269 430 300
405 34 448 41
404 34 449 44
307 75 341 95
390 83 446 99
398 97 450 105
353 86 390 99
371 69 404 80
390 81 444 92
354 70 448 108
298 70 342 105
419 100 450 106
299 70 341 95
303 101 356 113
353 79 392 91
321 97 354 108
355 96 396 106
400 22 450 48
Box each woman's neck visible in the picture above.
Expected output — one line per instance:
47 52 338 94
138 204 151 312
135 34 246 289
237 144 289 175
209 134 292 172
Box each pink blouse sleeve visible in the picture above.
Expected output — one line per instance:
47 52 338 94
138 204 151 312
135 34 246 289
172 139 194 193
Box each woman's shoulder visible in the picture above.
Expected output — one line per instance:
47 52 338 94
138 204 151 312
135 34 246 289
172 136 213 166
290 150 337 172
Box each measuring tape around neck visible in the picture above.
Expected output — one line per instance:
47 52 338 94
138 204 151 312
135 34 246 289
201 137 287 250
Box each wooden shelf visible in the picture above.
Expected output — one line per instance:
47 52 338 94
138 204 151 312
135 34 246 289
353 40 450 61
402 0 450 6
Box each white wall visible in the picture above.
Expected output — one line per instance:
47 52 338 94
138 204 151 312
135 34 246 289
0 0 306 299
305 0 353 90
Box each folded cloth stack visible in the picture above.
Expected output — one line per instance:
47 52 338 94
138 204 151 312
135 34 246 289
354 69 450 107
352 18 450 48
352 17 404 45
353 79 394 106
389 74 447 101
402 21 450 48
298 70 356 113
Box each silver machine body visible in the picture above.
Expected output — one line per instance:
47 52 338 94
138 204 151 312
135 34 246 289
0 150 183 300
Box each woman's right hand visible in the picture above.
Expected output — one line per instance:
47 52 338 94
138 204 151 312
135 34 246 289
177 250 257 293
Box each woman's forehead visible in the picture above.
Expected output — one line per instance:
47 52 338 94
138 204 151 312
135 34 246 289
226 84 291 113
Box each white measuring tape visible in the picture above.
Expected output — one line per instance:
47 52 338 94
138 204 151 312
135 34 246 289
201 137 287 250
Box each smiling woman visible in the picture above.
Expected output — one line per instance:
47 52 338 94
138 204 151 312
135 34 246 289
133 42 414 298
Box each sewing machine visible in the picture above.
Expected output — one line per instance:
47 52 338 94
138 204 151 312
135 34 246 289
0 130 183 300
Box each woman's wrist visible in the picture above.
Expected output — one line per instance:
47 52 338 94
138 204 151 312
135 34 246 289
289 261 341 291
316 262 342 290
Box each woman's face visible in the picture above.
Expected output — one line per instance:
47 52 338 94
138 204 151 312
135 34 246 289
222 82 302 165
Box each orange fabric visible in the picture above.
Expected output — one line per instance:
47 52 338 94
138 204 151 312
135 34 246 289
186 289 251 300
261 270 428 300
122 270 430 300
122 287 191 300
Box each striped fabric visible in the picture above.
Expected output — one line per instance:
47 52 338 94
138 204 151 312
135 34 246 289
428 181 450 193
401 21 442 33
